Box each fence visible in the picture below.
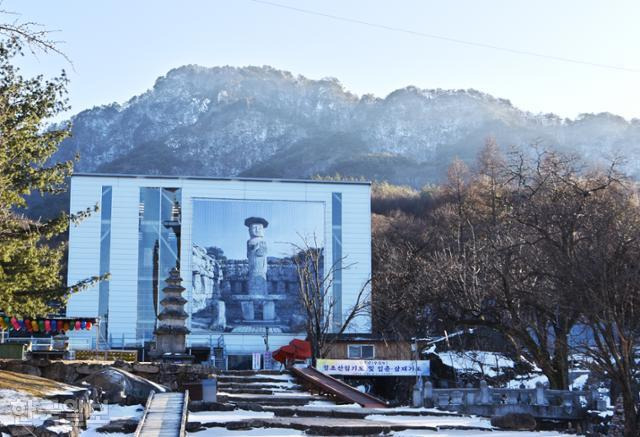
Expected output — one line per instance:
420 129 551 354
2 336 93 351
413 379 606 420
2 333 275 370
107 333 226 349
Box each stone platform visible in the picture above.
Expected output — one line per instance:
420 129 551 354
188 370 498 436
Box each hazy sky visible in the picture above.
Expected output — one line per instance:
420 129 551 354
7 0 640 119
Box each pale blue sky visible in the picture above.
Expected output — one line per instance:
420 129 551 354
7 0 640 119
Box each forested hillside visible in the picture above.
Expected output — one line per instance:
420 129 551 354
55 65 640 188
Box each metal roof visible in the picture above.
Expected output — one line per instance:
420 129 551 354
72 172 371 186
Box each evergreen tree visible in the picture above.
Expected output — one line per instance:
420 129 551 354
0 38 96 316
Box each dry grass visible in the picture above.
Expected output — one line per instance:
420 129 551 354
0 370 77 397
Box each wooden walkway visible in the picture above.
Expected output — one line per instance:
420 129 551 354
135 391 189 437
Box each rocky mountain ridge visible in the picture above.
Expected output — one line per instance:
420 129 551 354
56 65 640 187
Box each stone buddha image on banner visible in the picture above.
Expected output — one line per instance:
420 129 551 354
190 199 325 334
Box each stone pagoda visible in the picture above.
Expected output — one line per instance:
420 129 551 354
152 267 191 360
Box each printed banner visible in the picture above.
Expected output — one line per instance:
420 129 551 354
317 359 430 376
191 198 325 334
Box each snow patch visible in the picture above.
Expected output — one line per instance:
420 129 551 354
303 400 361 408
81 403 144 437
0 389 71 427
191 427 304 436
47 423 74 434
393 430 568 436
365 413 492 429
506 373 548 389
570 374 589 390
437 351 515 377
189 410 275 423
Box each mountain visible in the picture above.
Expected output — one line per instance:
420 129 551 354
56 65 640 187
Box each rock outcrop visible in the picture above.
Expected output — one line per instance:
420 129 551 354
0 359 213 392
0 370 93 437
81 367 167 405
96 418 140 433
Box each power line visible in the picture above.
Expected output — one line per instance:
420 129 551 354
248 0 639 74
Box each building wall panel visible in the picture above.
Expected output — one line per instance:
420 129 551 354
67 175 372 352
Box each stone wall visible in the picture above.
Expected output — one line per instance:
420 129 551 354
0 359 214 391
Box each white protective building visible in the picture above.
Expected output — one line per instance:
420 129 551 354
66 174 372 358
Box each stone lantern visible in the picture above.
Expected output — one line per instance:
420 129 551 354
152 267 191 359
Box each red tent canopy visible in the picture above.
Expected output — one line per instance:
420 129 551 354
272 339 312 364
290 339 312 358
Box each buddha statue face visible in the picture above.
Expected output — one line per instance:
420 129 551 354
249 223 264 238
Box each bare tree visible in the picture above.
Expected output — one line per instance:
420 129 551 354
0 8 70 63
371 211 434 340
371 144 639 426
570 180 640 437
292 237 370 362
416 145 625 389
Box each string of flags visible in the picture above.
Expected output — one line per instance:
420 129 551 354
0 317 96 333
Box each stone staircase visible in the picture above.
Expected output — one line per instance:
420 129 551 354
215 370 326 407
188 370 494 435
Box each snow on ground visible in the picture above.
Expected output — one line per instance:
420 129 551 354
190 427 304 436
570 373 589 390
506 373 548 389
189 424 570 436
436 351 515 377
81 404 144 437
394 430 568 436
223 373 293 381
0 370 84 398
189 409 275 423
370 407 462 415
219 391 316 398
45 419 74 435
0 389 71 427
303 400 362 408
507 370 593 391
184 403 575 436
234 380 298 387
365 414 492 429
